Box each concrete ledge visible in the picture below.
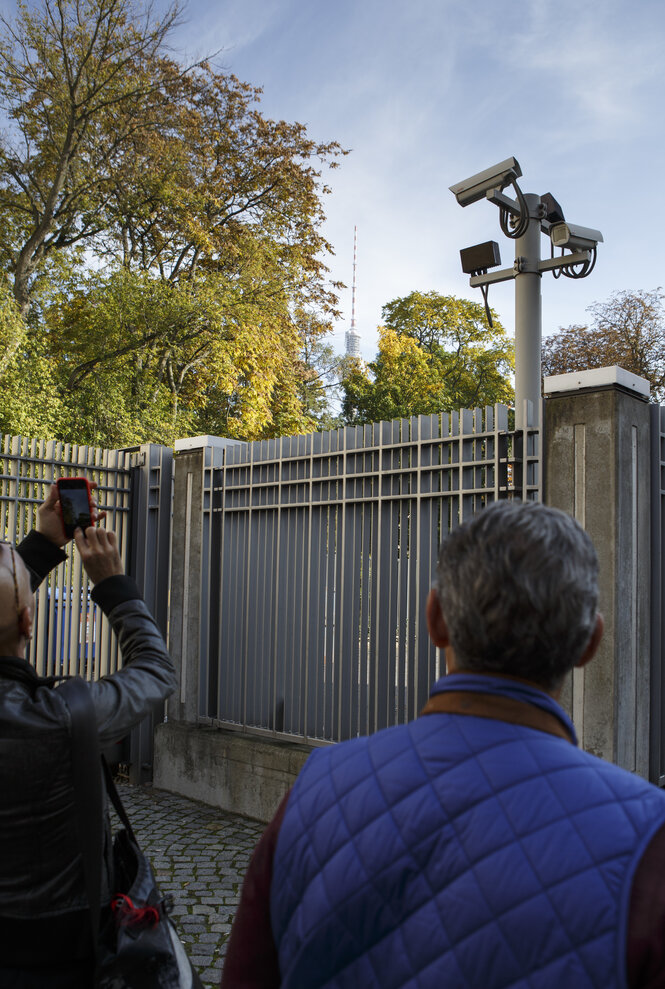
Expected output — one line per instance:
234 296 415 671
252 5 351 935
543 366 650 399
153 722 313 823
174 435 243 451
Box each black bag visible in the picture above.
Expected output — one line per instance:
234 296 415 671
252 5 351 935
60 677 203 989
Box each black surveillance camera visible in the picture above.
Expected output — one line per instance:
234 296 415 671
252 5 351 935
459 241 501 275
540 193 565 224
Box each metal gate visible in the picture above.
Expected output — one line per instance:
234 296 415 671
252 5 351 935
175 403 539 745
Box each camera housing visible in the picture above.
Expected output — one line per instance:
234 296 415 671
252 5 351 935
460 241 501 275
449 157 522 207
540 193 565 224
550 222 603 252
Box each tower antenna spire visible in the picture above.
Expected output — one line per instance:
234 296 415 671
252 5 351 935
345 225 361 357
351 225 357 330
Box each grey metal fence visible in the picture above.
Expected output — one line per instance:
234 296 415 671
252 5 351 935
188 403 539 744
651 405 665 785
0 435 173 781
0 436 134 678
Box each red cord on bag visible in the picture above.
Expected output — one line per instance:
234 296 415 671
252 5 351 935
112 893 160 931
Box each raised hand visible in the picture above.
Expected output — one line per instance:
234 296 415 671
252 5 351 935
73 526 124 585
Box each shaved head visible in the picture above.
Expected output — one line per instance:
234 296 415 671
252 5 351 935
0 545 33 650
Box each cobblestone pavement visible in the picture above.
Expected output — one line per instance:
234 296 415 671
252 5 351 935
114 783 265 988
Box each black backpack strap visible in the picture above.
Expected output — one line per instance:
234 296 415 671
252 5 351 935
58 676 103 961
101 755 137 845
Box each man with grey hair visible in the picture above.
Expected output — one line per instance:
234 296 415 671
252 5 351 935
223 500 665 989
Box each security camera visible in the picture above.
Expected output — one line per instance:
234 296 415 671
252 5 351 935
449 157 522 207
459 241 501 275
550 222 603 252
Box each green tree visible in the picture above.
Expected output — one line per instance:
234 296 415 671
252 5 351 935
0 279 65 436
542 289 665 401
0 0 346 445
0 0 183 315
47 264 336 445
342 291 514 424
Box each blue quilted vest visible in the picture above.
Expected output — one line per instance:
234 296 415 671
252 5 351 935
271 674 665 989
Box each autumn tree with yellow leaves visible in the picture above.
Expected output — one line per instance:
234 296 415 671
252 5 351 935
0 0 345 445
342 291 514 424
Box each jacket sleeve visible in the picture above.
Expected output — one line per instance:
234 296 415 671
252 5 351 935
84 574 176 746
220 792 289 988
18 530 176 745
16 530 67 590
627 820 665 988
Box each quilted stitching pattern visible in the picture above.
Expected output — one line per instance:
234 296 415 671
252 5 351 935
272 711 665 989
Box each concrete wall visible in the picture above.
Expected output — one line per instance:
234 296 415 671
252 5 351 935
544 378 652 775
154 722 312 823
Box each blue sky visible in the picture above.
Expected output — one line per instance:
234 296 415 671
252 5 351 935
172 0 665 361
75 0 665 362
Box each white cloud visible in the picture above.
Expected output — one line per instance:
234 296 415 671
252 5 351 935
491 1 665 139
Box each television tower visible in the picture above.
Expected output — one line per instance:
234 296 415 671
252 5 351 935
345 226 361 357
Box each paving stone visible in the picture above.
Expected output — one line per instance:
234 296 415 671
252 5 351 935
112 782 263 989
189 955 212 967
201 968 223 982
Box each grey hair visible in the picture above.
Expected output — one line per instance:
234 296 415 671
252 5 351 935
435 501 599 689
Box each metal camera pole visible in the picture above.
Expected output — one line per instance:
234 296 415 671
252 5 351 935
514 194 542 430
450 157 602 435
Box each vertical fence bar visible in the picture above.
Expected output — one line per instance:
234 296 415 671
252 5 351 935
650 404 665 785
358 442 373 737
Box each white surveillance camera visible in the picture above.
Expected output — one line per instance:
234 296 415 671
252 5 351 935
550 222 603 252
449 157 522 207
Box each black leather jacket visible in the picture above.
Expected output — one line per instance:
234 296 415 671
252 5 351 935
0 531 176 964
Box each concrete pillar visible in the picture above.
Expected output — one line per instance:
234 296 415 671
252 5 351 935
543 367 651 775
168 436 242 724
168 443 204 724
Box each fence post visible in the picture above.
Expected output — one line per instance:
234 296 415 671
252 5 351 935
168 443 204 725
168 437 240 726
543 367 652 776
124 443 174 784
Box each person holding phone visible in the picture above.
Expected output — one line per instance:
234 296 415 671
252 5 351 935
0 483 177 988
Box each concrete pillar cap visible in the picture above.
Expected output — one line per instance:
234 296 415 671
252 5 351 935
174 435 243 451
543 366 650 399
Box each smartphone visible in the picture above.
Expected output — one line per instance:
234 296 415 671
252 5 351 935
56 477 93 538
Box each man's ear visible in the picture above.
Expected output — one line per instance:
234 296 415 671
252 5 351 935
18 604 32 643
575 613 604 669
426 588 450 649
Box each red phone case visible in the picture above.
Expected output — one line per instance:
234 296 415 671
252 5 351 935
56 477 93 535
